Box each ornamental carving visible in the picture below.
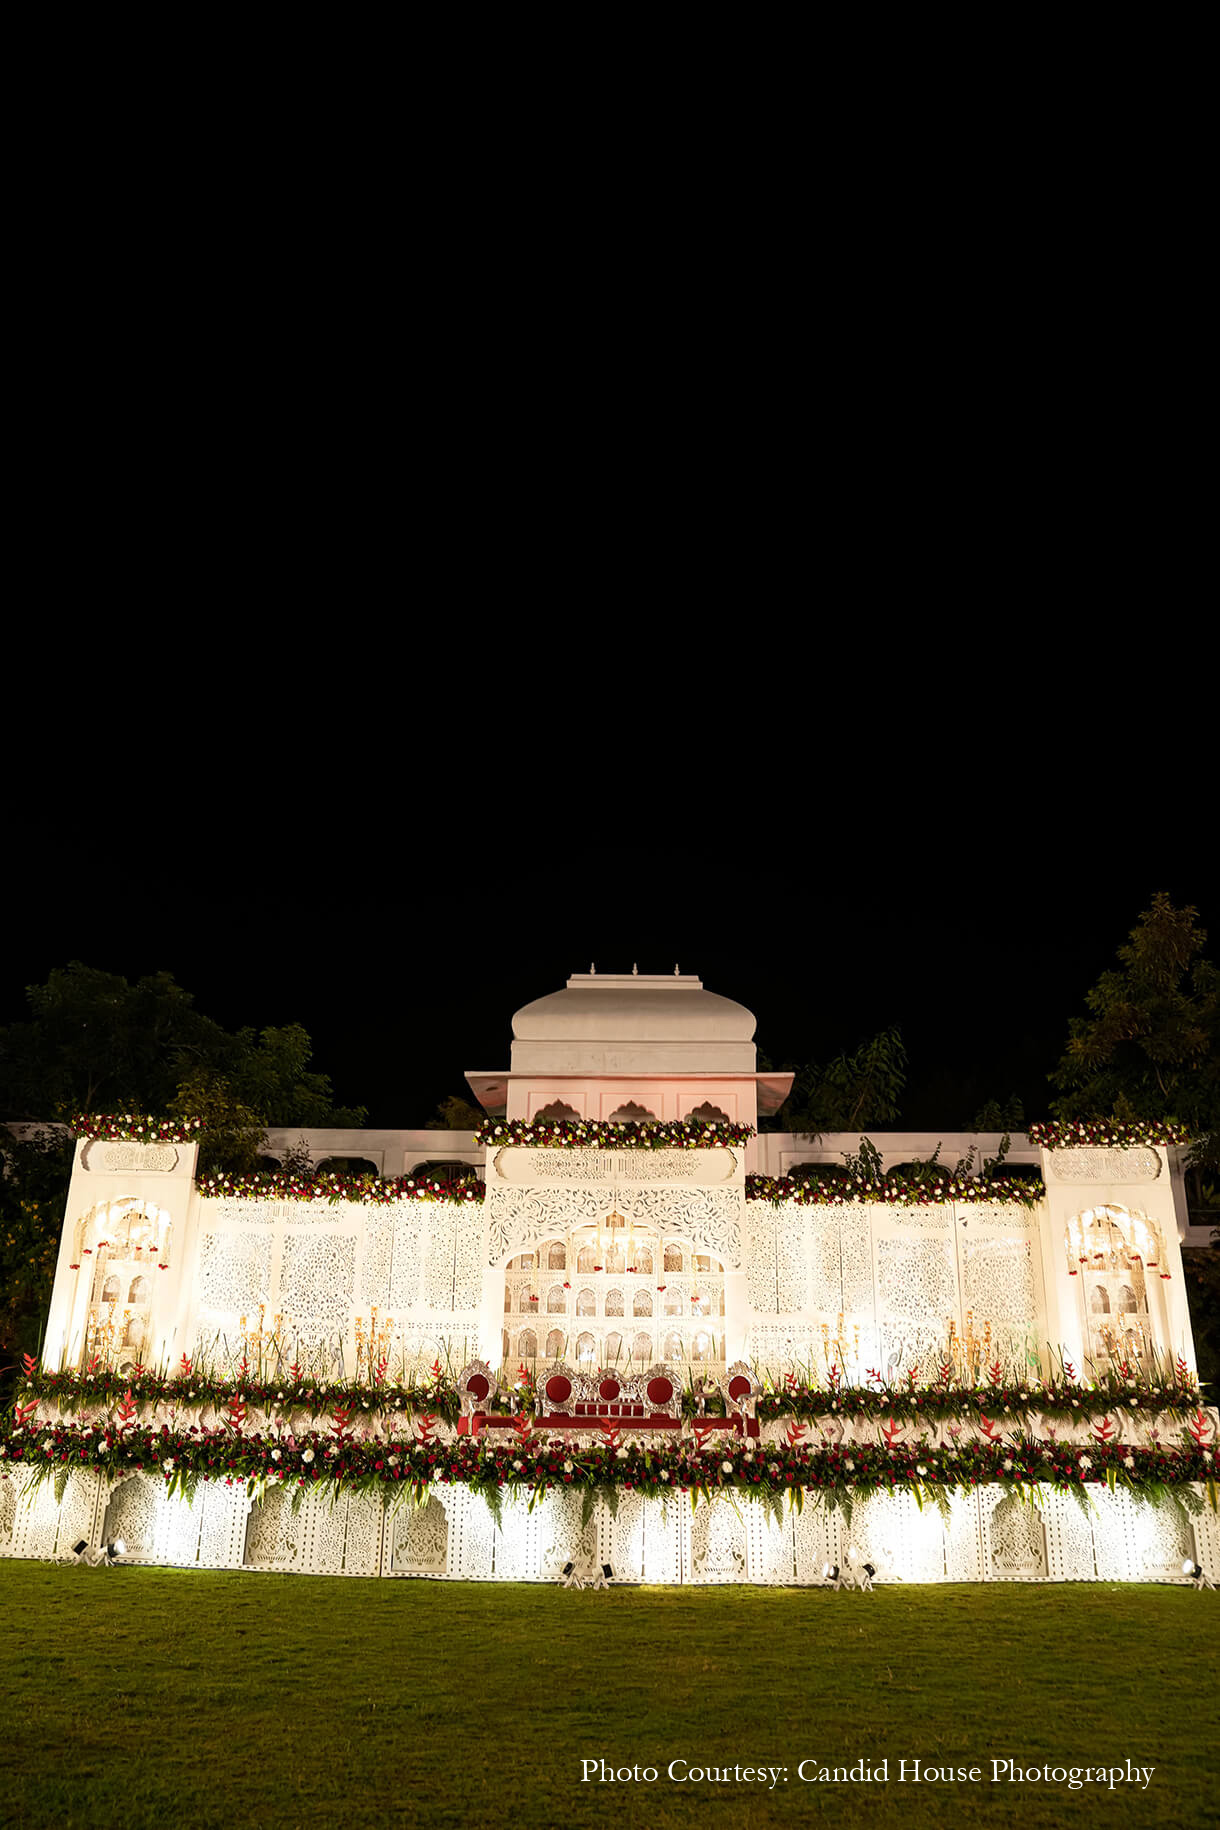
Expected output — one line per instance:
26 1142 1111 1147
962 1238 1036 1327
279 1233 356 1333
197 1230 274 1318
492 1147 737 1185
487 1185 743 1271
82 1141 180 1174
1048 1148 1160 1183
989 1494 1046 1577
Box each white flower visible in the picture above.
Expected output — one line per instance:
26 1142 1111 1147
162 1458 174 1473
1124 1454 1135 1469
722 1460 735 1474
845 1458 856 1472
271 1449 281 1462
563 1460 573 1473
1002 1458 1014 1471
616 1447 629 1460
1204 1450 1214 1464
1078 1454 1092 1470
0 1447 6 1457
769 1463 781 1476
277 1392 285 1400
388 1455 400 1468
917 1464 928 1476
513 1459 523 1471
1071 1400 1079 1408
660 1469 670 1481
44 1443 54 1455
303 1448 315 1463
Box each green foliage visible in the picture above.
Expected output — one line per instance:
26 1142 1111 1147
0 1126 73 1358
772 1026 907 1136
1050 894 1220 1169
426 1093 486 1131
169 1069 269 1175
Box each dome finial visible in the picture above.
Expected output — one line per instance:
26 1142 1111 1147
674 963 680 976
632 962 639 975
590 962 596 975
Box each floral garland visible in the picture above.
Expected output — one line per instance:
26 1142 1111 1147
745 1171 1045 1209
475 1117 755 1150
3 1419 1214 1519
195 1171 486 1206
72 1113 205 1144
1027 1119 1191 1150
15 1364 1205 1431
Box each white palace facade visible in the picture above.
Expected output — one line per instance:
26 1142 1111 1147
5 972 1217 1587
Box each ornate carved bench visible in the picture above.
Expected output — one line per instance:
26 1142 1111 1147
536 1364 684 1433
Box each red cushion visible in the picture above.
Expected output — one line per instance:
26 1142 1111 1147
646 1377 674 1405
546 1374 572 1403
599 1378 620 1402
728 1375 751 1401
466 1374 490 1401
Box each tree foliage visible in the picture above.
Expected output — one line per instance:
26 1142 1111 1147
769 1026 908 1136
1050 894 1220 1169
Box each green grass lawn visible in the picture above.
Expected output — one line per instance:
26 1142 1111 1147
1 1562 1216 1830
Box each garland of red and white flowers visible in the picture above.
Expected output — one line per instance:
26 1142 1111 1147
1027 1119 1192 1150
195 1170 486 1206
475 1117 755 1150
72 1113 205 1144
3 1416 1214 1518
745 1171 1045 1209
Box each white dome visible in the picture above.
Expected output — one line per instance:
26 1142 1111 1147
510 974 756 1075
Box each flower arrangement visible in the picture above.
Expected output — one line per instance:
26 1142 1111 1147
475 1117 755 1150
745 1171 1045 1209
72 1113 205 1144
1028 1119 1191 1150
196 1171 485 1206
4 1418 1214 1522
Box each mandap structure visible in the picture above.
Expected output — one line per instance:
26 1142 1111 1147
3 972 1217 1586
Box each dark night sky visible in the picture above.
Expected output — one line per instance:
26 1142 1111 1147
5 800 1215 1134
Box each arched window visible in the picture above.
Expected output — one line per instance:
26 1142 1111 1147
547 1285 567 1312
504 1285 512 1312
694 1254 721 1273
605 1289 624 1317
547 1242 566 1270
604 1332 623 1363
545 1329 565 1359
508 1253 535 1272
128 1276 148 1304
534 1099 580 1121
664 1244 683 1272
607 1101 656 1123
576 1288 596 1317
1090 1286 1111 1314
1118 1284 1138 1313
632 1332 652 1363
692 1331 712 1360
576 1332 596 1365
518 1329 537 1360
577 1245 598 1273
635 1246 653 1274
519 1287 538 1312
123 1317 144 1348
663 1333 683 1361
633 1290 653 1316
102 1276 120 1304
604 1244 624 1273
692 1291 712 1316
664 1291 683 1316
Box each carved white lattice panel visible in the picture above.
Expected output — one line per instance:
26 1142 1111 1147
452 1213 486 1314
388 1211 424 1314
599 1493 681 1583
982 1492 1047 1581
836 1208 876 1317
687 1499 748 1584
10 1470 103 1561
451 1484 496 1580
279 1233 357 1336
339 1492 384 1576
748 1506 796 1584
491 1493 537 1581
1190 1491 1220 1574
961 1238 1037 1331
876 1236 958 1375
360 1215 394 1312
305 1488 351 1574
746 1206 777 1312
533 1488 597 1582
100 1475 167 1563
775 1209 809 1317
1089 1487 1143 1582
1042 1489 1097 1581
847 1490 943 1583
793 1500 838 1585
1129 1495 1193 1581
942 1490 984 1582
385 1493 452 1577
244 1488 307 1571
197 1230 274 1321
0 1471 21 1556
806 1212 841 1316
195 1480 249 1569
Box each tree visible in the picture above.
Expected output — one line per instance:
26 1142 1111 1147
1050 894 1220 1169
767 1026 908 1135
0 1127 74 1359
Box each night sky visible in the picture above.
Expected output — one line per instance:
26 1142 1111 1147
5 794 1216 1133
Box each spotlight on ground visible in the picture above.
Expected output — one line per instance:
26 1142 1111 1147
1182 1559 1215 1591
